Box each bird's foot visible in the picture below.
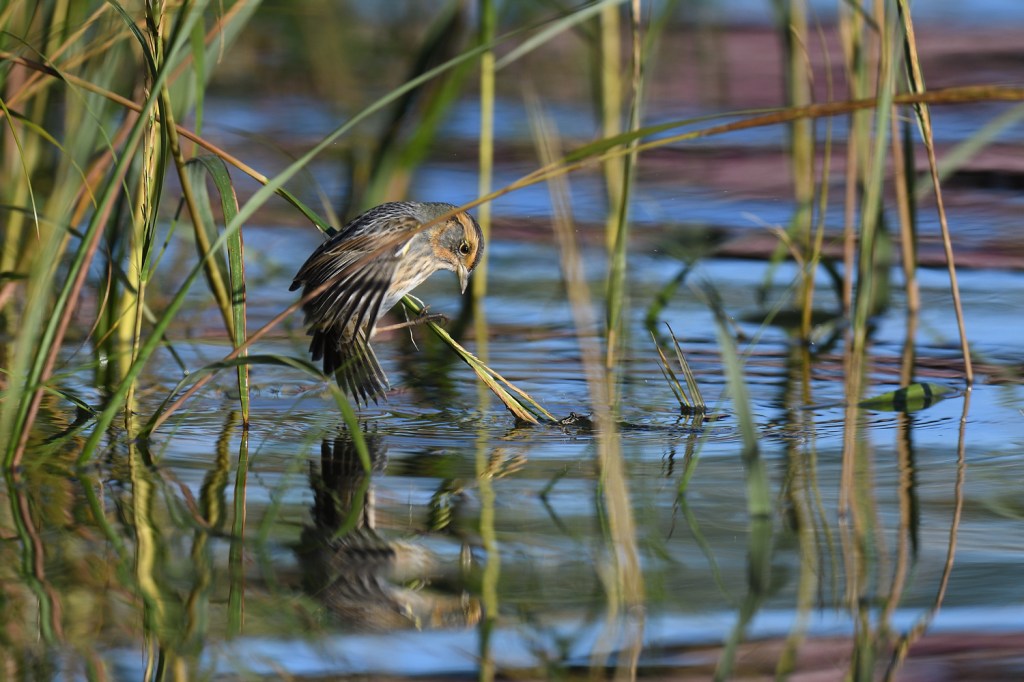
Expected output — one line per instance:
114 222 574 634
376 312 448 333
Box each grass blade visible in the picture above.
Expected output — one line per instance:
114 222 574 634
897 0 972 385
401 296 553 424
185 156 249 423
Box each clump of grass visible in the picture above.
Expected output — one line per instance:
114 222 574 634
651 323 705 415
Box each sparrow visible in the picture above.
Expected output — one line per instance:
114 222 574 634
291 201 483 404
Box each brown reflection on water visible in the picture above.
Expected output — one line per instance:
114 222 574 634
297 428 481 631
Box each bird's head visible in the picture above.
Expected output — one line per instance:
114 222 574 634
424 205 484 294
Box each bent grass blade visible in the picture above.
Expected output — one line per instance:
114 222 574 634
401 296 554 425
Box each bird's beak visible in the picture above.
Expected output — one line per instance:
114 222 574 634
458 264 470 294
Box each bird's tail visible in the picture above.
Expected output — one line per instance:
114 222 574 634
309 328 390 405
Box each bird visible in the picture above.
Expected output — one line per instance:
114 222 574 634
290 201 484 404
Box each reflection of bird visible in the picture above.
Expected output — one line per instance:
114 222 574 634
291 202 483 404
298 432 481 631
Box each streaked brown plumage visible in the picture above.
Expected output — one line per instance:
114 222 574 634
290 201 483 404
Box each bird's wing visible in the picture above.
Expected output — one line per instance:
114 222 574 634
292 218 420 334
290 213 423 404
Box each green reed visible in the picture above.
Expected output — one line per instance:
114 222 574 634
602 0 680 389
599 1 629 379
473 0 497 386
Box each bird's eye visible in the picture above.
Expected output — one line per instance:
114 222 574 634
458 241 471 256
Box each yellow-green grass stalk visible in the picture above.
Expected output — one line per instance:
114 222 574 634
850 0 901 374
838 1 870 318
599 2 624 257
474 0 497 391
185 156 249 424
770 0 817 337
121 111 165 430
801 20 838 339
838 3 903 623
528 96 644 676
604 0 641 378
896 0 972 385
601 0 681 380
891 114 921 388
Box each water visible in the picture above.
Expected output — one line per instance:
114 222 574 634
16 220 1022 677
7 13 1024 682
